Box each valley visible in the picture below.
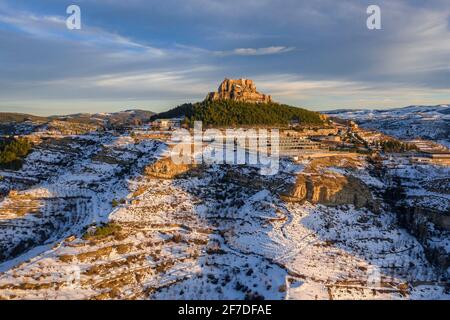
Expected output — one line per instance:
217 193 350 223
0 130 448 299
0 81 448 300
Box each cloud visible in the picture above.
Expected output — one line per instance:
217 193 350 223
0 7 166 57
174 44 295 57
253 74 450 110
366 2 450 78
0 0 450 114
214 46 295 56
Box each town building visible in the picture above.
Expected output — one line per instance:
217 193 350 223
151 118 182 130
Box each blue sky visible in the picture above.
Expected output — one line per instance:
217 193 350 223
0 0 449 115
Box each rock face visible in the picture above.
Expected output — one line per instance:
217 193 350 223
395 202 450 274
145 157 198 179
281 173 375 209
205 78 272 104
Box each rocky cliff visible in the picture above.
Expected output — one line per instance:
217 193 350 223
281 173 375 209
145 157 200 179
205 78 272 104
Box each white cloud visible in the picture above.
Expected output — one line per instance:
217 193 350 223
1 0 450 114
252 74 450 110
215 46 295 56
367 2 450 76
92 66 217 94
0 7 166 57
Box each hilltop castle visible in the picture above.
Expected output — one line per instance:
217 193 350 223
205 78 272 104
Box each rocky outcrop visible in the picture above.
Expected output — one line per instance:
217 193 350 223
395 204 450 273
382 179 450 275
218 164 375 209
205 78 272 104
281 173 375 209
145 157 199 179
397 205 450 237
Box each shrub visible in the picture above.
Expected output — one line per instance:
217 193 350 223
0 150 16 163
83 223 122 240
381 140 418 153
171 233 183 243
0 137 32 169
132 186 147 198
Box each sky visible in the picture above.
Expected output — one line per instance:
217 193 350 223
0 0 449 115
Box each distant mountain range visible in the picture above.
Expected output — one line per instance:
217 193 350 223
2 103 449 142
0 110 156 135
58 109 156 126
0 113 48 123
0 109 155 126
324 104 450 115
326 105 450 147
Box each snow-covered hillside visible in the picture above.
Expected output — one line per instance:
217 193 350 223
0 133 167 268
325 105 450 148
0 136 448 300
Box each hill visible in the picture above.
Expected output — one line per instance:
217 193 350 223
50 109 155 126
326 104 450 148
155 100 324 127
0 110 155 134
0 113 47 123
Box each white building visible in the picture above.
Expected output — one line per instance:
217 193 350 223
151 118 182 130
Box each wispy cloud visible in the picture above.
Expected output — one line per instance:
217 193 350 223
367 3 450 77
253 74 450 110
0 7 166 57
174 44 295 57
0 0 450 114
214 46 295 56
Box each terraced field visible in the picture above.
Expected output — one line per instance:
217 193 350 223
0 146 447 300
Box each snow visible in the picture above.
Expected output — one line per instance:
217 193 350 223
0 132 448 300
327 105 450 147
